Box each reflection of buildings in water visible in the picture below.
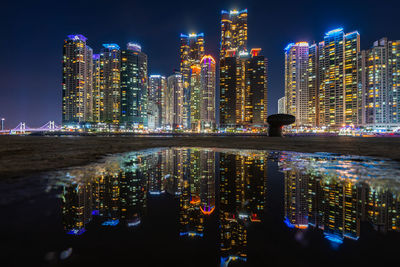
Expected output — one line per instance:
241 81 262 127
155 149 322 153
164 149 187 196
283 167 400 244
284 171 308 229
62 182 93 235
220 153 267 265
148 151 165 195
367 188 400 233
62 154 151 233
179 149 216 237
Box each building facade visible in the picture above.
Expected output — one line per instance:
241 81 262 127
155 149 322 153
220 9 248 59
284 42 309 127
149 75 167 128
278 96 286 114
120 43 148 128
200 55 216 130
220 49 267 128
363 38 400 129
180 33 205 128
92 54 101 123
320 29 361 128
166 72 184 129
62 34 93 125
100 44 121 125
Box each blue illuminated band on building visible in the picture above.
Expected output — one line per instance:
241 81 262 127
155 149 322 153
67 34 87 42
127 42 141 51
325 28 344 36
102 43 120 50
284 43 295 52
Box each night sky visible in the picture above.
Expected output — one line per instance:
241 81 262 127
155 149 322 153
1 0 400 128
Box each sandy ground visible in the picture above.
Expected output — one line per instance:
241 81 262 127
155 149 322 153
0 135 400 181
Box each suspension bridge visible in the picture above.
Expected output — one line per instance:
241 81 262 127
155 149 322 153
0 121 62 134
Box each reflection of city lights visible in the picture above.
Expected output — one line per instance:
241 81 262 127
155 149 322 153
102 219 119 226
66 228 86 235
200 206 215 215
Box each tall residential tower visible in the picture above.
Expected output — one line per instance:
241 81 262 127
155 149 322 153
62 35 93 125
120 42 148 128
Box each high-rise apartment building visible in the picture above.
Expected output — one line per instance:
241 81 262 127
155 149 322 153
285 28 362 129
363 38 400 129
100 44 121 125
220 9 248 59
92 54 101 123
220 49 267 128
220 50 237 127
190 65 201 130
200 55 216 130
62 34 94 125
284 42 309 126
149 75 167 128
307 44 319 126
120 42 148 128
220 9 267 129
320 28 361 128
180 33 205 128
278 96 286 114
166 72 184 129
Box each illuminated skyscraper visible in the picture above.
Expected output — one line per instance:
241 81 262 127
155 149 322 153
62 34 94 125
120 43 148 128
284 42 309 127
100 44 121 124
166 72 184 129
307 44 319 126
220 50 237 127
364 38 400 129
220 49 267 128
180 33 205 128
319 28 361 128
149 75 167 128
278 96 286 114
190 65 201 130
220 9 248 59
92 54 101 123
248 49 268 125
200 55 216 130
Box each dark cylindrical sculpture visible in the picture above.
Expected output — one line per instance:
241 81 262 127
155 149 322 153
267 114 295 137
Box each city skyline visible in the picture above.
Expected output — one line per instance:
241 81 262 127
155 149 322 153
2 0 400 127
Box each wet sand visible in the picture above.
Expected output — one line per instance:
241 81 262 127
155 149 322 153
0 135 399 180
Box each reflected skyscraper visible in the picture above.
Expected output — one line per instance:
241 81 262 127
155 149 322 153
219 152 267 265
62 182 93 235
